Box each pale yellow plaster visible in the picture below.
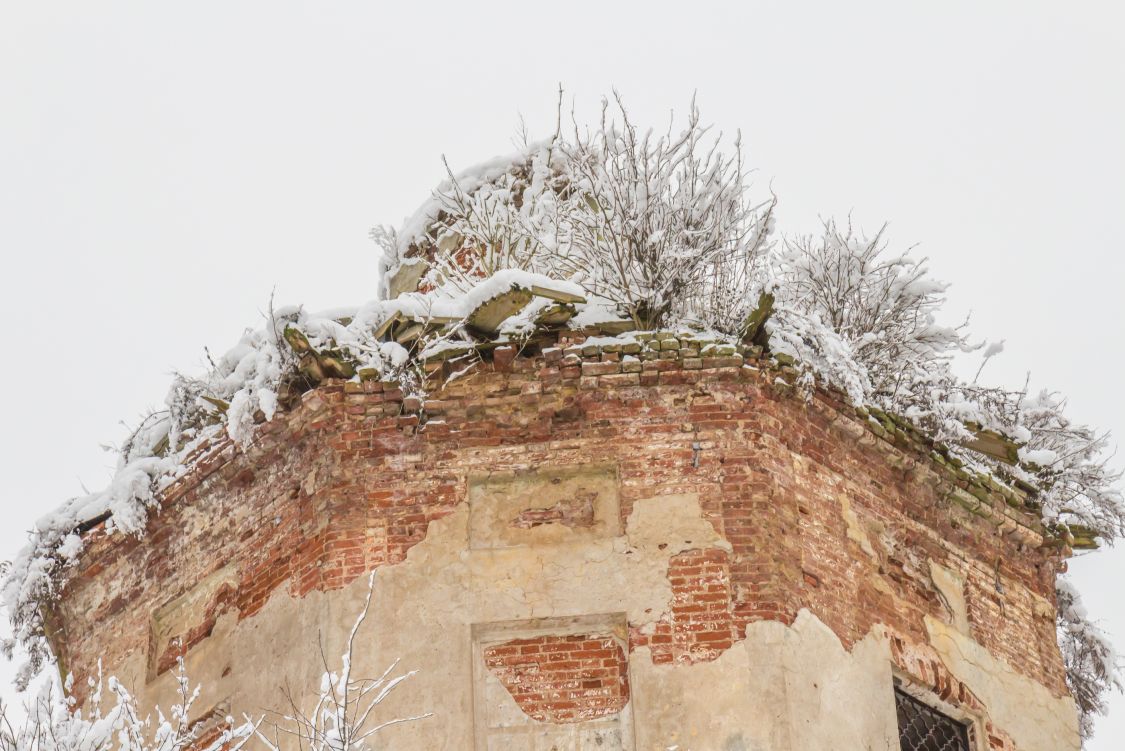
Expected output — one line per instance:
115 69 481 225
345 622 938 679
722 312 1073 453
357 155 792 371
925 615 1080 751
928 560 970 637
116 483 1079 751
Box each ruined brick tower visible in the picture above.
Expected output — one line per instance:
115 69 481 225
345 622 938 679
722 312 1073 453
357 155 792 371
43 333 1081 750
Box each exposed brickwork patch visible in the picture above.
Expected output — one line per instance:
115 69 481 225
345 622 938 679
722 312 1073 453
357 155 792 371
509 490 599 530
631 548 735 664
483 633 630 723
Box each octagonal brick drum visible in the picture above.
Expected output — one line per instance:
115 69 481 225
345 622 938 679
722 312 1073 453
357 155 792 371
47 344 1081 751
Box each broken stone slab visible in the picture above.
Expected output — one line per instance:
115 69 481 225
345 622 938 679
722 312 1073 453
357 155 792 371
283 326 313 354
739 291 775 346
394 322 426 344
371 311 403 341
466 287 535 334
961 427 1021 465
385 257 429 298
200 396 230 413
534 303 577 327
588 320 638 336
298 353 325 384
318 352 356 379
528 283 586 305
1064 524 1100 550
421 341 476 363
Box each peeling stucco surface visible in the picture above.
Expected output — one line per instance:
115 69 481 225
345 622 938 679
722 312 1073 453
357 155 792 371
128 492 737 749
925 616 1080 751
929 560 970 637
632 612 899 751
105 487 1078 751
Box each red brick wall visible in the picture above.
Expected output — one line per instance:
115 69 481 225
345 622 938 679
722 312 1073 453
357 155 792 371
630 548 735 664
48 339 1069 734
482 634 629 722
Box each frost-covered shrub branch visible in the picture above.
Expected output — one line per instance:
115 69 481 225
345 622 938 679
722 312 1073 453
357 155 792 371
0 301 416 691
771 218 976 411
770 219 1123 740
379 94 777 331
769 219 1123 540
0 659 255 751
554 95 775 329
0 575 426 751
253 573 431 751
1058 580 1123 740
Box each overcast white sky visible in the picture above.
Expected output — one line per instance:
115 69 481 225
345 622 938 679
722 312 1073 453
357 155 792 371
1 1 1123 745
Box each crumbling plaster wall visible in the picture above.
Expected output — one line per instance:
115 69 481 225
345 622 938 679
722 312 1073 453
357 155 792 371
48 350 1079 750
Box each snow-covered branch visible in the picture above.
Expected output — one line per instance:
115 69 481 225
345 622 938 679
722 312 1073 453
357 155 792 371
386 94 776 331
253 573 430 751
1057 579 1123 740
0 660 255 751
1 578 428 751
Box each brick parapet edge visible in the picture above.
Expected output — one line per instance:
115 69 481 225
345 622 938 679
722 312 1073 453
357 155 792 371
96 332 1046 546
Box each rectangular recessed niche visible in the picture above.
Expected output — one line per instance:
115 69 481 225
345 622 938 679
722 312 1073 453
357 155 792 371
467 465 619 550
147 564 238 681
472 613 634 751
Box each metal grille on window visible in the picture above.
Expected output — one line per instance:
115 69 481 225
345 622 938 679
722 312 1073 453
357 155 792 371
895 688 971 751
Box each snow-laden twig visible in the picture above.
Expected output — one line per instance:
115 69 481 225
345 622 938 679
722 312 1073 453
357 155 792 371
1057 579 1123 741
382 94 777 331
252 572 430 751
0 301 415 691
769 218 1123 540
0 659 257 751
